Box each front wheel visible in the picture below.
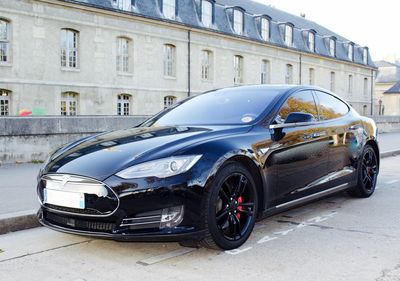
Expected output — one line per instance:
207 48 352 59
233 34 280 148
348 145 378 198
200 162 258 250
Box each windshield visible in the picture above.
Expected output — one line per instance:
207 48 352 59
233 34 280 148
143 86 286 126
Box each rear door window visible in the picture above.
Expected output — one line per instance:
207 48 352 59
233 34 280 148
314 91 349 121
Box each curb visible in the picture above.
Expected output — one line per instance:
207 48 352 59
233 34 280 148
381 149 400 159
0 210 40 235
1 150 400 236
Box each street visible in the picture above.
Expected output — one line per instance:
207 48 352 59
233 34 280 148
0 155 399 281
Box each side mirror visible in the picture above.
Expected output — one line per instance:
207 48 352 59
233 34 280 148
284 112 315 124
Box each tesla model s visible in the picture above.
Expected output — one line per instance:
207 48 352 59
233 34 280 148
37 85 379 250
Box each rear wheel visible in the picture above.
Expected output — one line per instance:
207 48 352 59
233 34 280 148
200 162 258 250
348 145 378 198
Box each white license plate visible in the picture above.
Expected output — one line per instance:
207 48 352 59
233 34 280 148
44 188 85 209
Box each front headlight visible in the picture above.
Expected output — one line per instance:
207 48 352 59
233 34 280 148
116 155 202 179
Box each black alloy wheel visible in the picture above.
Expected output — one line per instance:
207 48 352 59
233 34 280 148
200 162 258 250
349 145 378 198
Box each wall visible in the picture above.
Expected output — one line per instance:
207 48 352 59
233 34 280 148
372 115 400 133
0 116 148 163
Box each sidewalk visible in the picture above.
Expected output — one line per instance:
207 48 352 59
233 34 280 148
0 131 399 232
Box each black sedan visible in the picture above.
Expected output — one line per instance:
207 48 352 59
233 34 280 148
37 85 379 250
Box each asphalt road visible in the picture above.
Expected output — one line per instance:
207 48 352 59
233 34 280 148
0 155 399 281
0 132 399 215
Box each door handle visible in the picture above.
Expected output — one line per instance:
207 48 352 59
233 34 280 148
303 131 327 139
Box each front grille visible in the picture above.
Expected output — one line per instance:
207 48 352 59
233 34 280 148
46 204 102 215
45 211 115 232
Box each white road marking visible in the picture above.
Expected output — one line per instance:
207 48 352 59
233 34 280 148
137 247 196 266
225 247 252 255
257 235 278 244
385 180 399 185
274 229 294 236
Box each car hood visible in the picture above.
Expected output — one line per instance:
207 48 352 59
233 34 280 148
42 125 251 180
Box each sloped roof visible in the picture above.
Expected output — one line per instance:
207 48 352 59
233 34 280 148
375 60 400 68
59 0 376 68
384 81 400 94
375 60 400 83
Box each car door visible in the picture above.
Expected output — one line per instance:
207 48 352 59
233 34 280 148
267 90 331 206
313 90 361 188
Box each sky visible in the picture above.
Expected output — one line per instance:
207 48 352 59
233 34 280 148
254 0 398 61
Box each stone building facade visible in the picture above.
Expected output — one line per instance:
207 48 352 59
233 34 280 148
375 60 400 115
0 0 376 117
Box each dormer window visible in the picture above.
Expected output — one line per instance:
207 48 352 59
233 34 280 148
201 0 213 28
329 37 336 57
163 0 176 20
113 0 132 11
233 9 244 35
308 31 315 52
363 47 368 64
284 24 293 46
348 43 354 61
260 17 270 41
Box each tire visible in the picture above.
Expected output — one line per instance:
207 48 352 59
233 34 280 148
348 144 378 198
199 162 258 250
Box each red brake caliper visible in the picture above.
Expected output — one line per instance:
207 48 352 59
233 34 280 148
236 197 243 219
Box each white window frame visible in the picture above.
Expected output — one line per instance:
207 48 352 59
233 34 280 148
117 37 131 73
163 0 176 20
117 94 131 115
285 64 293 84
330 71 336 92
284 24 293 46
113 0 132 11
163 44 176 78
0 89 10 116
61 92 78 116
61 29 79 69
234 55 244 84
0 19 10 63
363 48 368 64
308 31 315 52
164 96 176 109
348 44 354 61
261 18 269 41
201 0 213 28
309 68 315 85
261 59 270 84
201 50 213 81
329 38 336 57
233 9 244 35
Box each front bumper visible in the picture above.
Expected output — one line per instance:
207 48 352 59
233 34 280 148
37 173 208 242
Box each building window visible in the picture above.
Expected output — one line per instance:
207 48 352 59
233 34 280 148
330 71 336 92
284 24 293 46
163 0 176 20
117 37 131 73
348 44 354 61
201 50 213 80
261 59 270 84
201 0 213 28
60 29 79 68
113 0 132 11
364 78 369 97
285 64 293 84
363 48 368 64
233 9 244 35
233 55 244 84
0 89 10 116
163 44 176 77
260 18 270 41
309 68 315 85
329 38 336 57
308 31 315 52
61 92 78 116
117 94 131 115
164 96 176 109
0 19 10 63
348 75 353 95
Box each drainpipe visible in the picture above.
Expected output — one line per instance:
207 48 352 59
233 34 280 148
299 53 302 85
187 30 191 97
370 69 374 115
